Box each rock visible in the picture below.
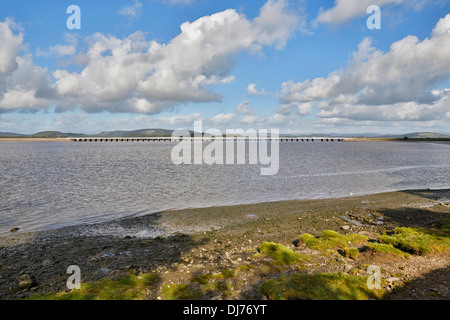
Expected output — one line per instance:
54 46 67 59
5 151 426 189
344 264 353 271
10 227 20 233
125 264 137 270
340 225 350 231
18 274 36 289
99 268 112 274
386 277 401 283
386 277 401 290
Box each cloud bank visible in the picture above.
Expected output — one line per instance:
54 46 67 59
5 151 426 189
280 13 450 122
0 0 300 114
0 20 55 113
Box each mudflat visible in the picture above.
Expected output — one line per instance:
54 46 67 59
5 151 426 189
0 189 449 300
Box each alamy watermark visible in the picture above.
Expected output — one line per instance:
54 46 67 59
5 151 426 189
67 5 81 30
66 265 81 290
367 5 381 30
64 4 379 31
170 121 280 176
366 265 381 289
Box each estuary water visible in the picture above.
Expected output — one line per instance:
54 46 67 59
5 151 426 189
1 140 449 235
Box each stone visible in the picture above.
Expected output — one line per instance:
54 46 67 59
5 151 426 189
340 225 350 231
386 277 401 283
18 274 36 289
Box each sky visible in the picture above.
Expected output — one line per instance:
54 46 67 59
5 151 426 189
0 0 449 135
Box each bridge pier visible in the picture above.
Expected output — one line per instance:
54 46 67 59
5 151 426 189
68 136 344 142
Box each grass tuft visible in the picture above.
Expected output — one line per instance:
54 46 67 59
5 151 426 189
259 272 385 300
28 272 159 300
341 247 359 260
259 242 308 265
365 243 410 258
161 284 203 300
298 230 368 251
377 226 450 255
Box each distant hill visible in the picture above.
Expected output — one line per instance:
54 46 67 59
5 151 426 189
286 132 450 139
0 129 181 138
0 131 84 138
0 132 25 137
1 130 449 139
378 132 450 139
97 129 176 137
31 131 85 138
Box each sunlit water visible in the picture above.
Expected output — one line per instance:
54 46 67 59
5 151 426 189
1 140 449 235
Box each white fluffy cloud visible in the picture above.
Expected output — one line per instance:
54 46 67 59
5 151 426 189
0 1 300 114
36 33 79 58
0 20 54 113
118 1 143 19
280 14 450 122
53 31 161 113
50 0 299 114
0 19 22 75
37 44 77 58
236 100 254 115
247 83 267 95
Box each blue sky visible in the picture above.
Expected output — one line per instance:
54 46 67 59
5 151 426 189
0 0 449 135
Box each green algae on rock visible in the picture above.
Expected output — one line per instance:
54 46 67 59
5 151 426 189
258 242 309 265
259 272 385 300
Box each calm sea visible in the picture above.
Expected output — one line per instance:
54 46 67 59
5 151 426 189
1 140 449 235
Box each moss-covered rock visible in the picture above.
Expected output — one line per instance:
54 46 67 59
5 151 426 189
322 230 341 239
161 283 203 300
341 247 359 260
365 243 410 258
259 272 385 300
377 227 450 255
28 272 159 300
259 242 308 265
298 230 368 251
190 274 211 285
298 233 330 250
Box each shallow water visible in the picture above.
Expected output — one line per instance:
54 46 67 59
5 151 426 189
1 140 449 235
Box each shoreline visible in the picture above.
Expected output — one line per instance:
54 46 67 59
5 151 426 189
1 137 450 142
3 186 450 239
1 188 449 300
0 138 65 142
342 137 450 142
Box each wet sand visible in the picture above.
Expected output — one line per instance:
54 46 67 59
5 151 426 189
0 188 449 300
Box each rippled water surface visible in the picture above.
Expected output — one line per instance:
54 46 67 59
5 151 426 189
1 140 449 235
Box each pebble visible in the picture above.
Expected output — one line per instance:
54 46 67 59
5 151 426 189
344 264 353 271
18 274 36 289
386 277 401 283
